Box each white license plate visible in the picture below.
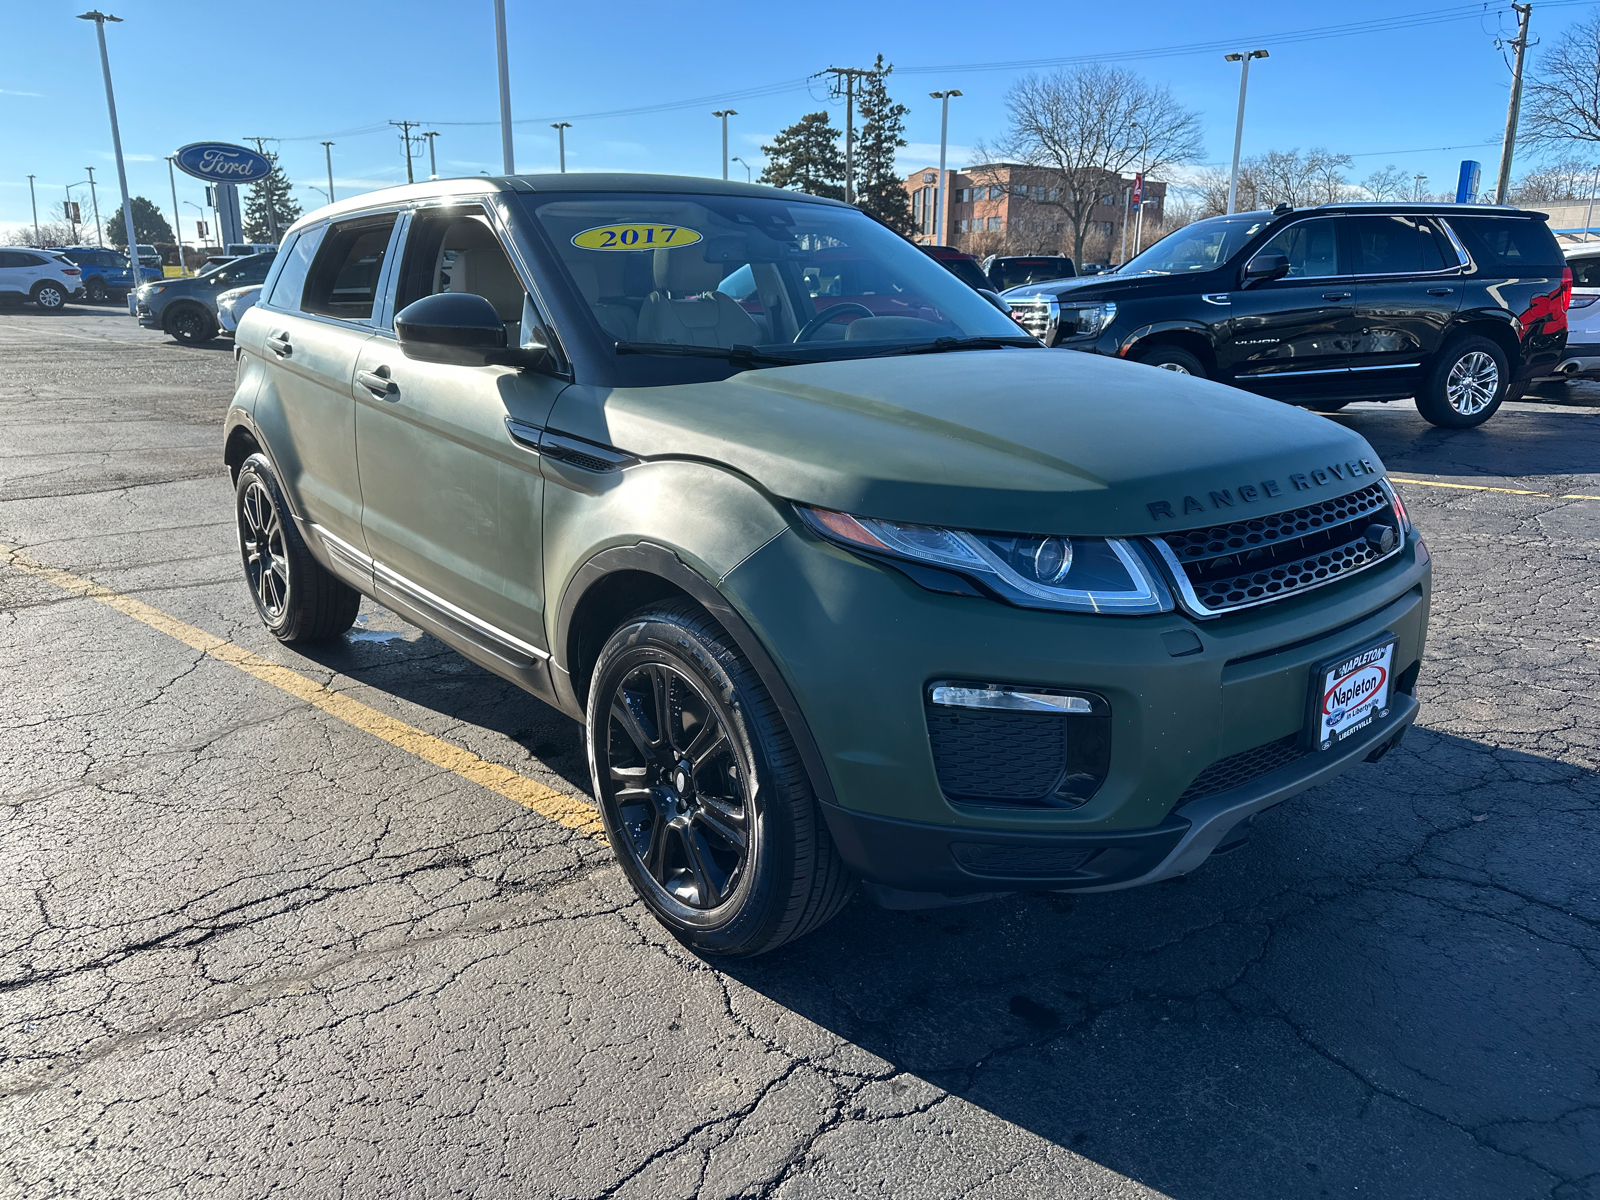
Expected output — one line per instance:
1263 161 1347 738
1311 636 1396 750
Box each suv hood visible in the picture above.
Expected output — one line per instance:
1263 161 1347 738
550 351 1385 537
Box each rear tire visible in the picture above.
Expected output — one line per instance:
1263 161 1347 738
30 282 66 312
1137 345 1207 378
587 601 855 956
1417 336 1508 428
235 454 360 643
167 304 216 345
85 277 109 303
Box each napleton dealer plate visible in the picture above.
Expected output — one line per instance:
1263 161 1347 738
1310 633 1397 751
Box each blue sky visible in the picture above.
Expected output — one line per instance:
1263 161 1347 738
3 0 1595 241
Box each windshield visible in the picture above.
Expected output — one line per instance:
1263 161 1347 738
523 192 1025 366
989 258 1075 290
197 259 230 276
1118 215 1268 276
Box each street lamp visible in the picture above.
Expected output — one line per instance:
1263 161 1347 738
165 155 188 274
928 89 962 246
1132 122 1152 255
423 130 440 180
1224 49 1269 214
183 200 208 250
551 122 571 173
27 175 40 247
1413 173 1428 203
730 155 753 183
493 0 514 173
321 141 335 203
64 181 90 241
78 11 140 264
84 166 103 246
713 109 737 181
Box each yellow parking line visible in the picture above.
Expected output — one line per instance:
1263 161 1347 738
1389 476 1600 501
1 545 606 838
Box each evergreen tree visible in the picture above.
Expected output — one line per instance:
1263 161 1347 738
243 152 302 243
103 196 173 246
854 55 913 234
760 112 845 200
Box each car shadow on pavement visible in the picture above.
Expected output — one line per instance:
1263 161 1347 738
715 726 1599 1199
1335 398 1600 480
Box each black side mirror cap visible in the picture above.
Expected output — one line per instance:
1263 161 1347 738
1243 252 1291 285
395 292 510 366
978 288 1011 313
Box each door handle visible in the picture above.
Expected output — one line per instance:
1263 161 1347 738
1426 287 1454 296
357 367 397 397
1322 291 1352 301
266 332 292 357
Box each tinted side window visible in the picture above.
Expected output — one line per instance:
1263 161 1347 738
18 253 47 267
1350 215 1446 275
1254 219 1339 278
232 255 275 286
264 226 323 310
1570 256 1600 287
0 252 20 268
395 206 528 338
1451 217 1563 271
301 215 398 321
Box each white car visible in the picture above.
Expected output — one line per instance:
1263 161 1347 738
0 247 85 310
1553 244 1600 379
216 284 261 334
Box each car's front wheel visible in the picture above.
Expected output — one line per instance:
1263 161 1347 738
167 304 216 345
587 602 855 956
1137 345 1207 377
85 277 109 304
235 454 360 643
1417 336 1509 428
31 282 66 312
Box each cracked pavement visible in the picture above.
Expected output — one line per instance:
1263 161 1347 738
1 307 1597 1199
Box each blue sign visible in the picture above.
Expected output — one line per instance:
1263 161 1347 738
173 142 273 184
1456 160 1482 204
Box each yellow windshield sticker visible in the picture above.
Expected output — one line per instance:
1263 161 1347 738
572 223 703 251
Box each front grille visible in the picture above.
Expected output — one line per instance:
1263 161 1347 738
1156 483 1399 615
1177 734 1308 803
1007 298 1055 344
925 703 1109 809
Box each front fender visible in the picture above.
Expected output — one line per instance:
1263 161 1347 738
1113 318 1220 361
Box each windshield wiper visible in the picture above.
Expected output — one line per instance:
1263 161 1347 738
615 340 804 366
875 336 1044 357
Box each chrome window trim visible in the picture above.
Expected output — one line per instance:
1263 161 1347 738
1245 215 1345 280
1349 361 1422 372
1344 215 1470 279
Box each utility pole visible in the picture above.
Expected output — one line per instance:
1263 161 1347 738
85 166 103 246
423 131 440 179
390 121 419 184
1224 49 1269 214
929 89 961 246
166 155 187 274
494 0 515 174
551 122 570 172
712 110 737 180
822 67 872 204
78 11 139 267
246 137 280 241
321 141 335 202
27 175 40 247
1493 2 1533 205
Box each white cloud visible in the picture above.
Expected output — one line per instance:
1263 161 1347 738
95 150 157 162
0 89 44 97
898 143 978 171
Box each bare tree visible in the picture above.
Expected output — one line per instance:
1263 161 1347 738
1511 155 1600 202
978 64 1203 263
1251 148 1353 207
1524 12 1600 149
12 220 76 248
1361 165 1407 201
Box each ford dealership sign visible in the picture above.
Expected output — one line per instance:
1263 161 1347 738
173 142 273 184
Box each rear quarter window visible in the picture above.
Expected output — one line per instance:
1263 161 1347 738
1451 216 1563 272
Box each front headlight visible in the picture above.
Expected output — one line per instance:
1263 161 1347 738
1060 301 1117 337
797 506 1171 614
140 284 165 298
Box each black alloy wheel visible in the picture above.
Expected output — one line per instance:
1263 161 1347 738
587 602 855 956
31 282 65 312
233 453 360 643
1137 345 1206 377
168 304 215 345
85 277 109 303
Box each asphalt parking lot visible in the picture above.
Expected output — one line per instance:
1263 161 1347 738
2 306 1597 1200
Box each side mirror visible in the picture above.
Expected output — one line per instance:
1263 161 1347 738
395 292 510 367
978 288 1011 313
1244 252 1291 285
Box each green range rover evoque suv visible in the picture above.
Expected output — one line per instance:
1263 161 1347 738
225 174 1430 955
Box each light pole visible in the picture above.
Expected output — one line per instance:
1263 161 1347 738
27 175 40 247
493 0 515 173
84 166 103 246
1585 165 1600 242
1224 49 1269 215
321 141 335 202
183 200 208 250
551 122 570 172
1413 173 1428 203
1133 125 1151 255
423 130 440 179
65 182 90 242
78 11 140 266
730 155 752 183
713 109 737 181
928 89 962 247
166 155 187 274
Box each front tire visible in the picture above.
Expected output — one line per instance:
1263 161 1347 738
31 282 66 311
167 304 216 345
235 454 360 643
587 602 855 956
1137 345 1207 377
85 277 109 304
1417 336 1508 428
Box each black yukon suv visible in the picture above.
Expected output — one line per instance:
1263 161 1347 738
1003 203 1570 428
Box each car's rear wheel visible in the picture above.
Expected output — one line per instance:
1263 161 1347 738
167 304 216 345
85 277 109 304
1417 336 1508 428
235 453 360 643
587 601 855 956
1137 345 1207 377
31 282 66 312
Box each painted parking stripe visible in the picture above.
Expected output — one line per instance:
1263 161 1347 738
1 544 606 838
1389 476 1600 500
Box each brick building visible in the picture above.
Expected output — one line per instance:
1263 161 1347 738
903 163 1168 266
